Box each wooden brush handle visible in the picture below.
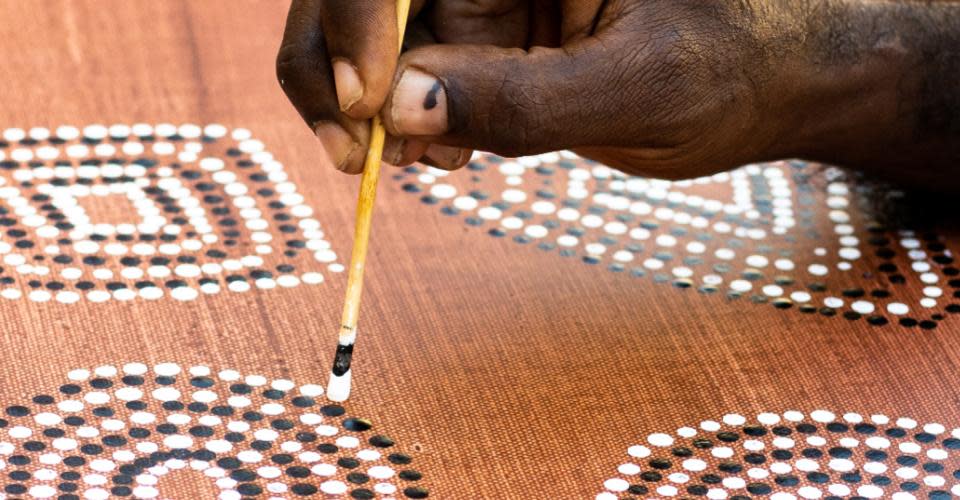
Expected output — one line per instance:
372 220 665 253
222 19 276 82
337 0 413 342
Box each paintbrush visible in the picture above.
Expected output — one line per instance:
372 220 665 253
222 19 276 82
327 0 413 402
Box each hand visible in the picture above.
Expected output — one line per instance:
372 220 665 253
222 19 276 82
276 1 960 188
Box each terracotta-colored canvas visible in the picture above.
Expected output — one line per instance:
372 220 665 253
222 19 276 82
0 2 957 499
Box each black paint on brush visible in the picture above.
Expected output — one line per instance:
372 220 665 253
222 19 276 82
332 343 354 376
423 82 442 110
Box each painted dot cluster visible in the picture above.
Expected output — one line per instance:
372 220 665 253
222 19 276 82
0 363 428 499
598 410 960 500
0 124 344 303
394 153 959 329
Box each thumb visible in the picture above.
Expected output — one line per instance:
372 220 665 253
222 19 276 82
381 41 614 157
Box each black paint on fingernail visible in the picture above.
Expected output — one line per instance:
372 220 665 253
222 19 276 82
332 343 354 376
423 81 442 110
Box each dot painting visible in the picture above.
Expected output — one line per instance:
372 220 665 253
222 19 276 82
0 363 429 499
393 153 960 329
597 410 960 500
0 124 344 303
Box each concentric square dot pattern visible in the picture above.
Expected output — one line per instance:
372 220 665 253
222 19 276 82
0 124 343 303
394 152 959 329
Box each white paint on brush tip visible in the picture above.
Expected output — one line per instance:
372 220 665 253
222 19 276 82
327 370 352 402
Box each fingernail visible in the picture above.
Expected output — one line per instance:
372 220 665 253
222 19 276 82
382 137 407 166
390 68 448 136
332 58 364 112
314 122 359 171
423 144 468 169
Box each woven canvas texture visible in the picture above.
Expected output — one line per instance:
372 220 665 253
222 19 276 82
0 2 957 499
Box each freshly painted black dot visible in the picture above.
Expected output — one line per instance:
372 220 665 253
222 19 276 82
5 406 29 417
129 428 150 439
225 432 246 442
321 404 346 417
399 469 423 481
746 483 771 495
189 426 214 437
902 481 920 491
291 483 318 495
743 426 767 437
24 441 45 452
93 407 114 417
347 472 370 484
292 396 314 408
318 443 339 454
187 402 208 413
60 384 82 395
826 422 849 433
80 444 103 455
806 471 829 483
685 484 708 496
295 432 317 443
217 457 241 469
775 475 799 487
156 423 177 434
237 483 263 495
649 458 671 470
271 419 294 430
887 428 907 438
43 428 65 438
242 411 263 421
388 453 412 465
700 474 721 484
64 416 85 426
716 431 739 442
212 405 234 416
771 450 793 460
915 432 936 443
870 476 891 486
190 376 214 388
829 446 853 458
343 418 373 432
286 466 311 478
628 484 649 494
403 486 430 498
718 462 742 474
924 462 945 473
692 439 713 449
338 457 360 469
102 435 126 447
854 423 877 434
897 455 919 466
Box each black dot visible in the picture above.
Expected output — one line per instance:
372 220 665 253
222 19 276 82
369 435 395 448
403 486 430 498
343 418 373 432
284 483 317 496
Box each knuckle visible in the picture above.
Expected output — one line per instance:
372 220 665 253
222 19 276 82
485 73 551 157
275 44 313 91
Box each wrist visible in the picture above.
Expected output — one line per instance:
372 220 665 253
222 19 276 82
763 2 917 170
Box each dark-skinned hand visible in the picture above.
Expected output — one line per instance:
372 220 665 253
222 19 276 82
276 1 960 189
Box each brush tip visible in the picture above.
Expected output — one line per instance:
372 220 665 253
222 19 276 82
326 369 352 402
